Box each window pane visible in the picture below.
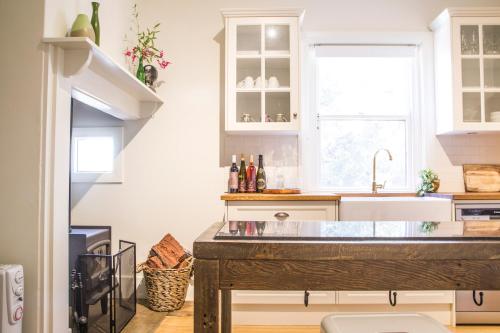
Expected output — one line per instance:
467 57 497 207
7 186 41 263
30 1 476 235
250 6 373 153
320 120 407 189
74 137 114 173
317 57 413 116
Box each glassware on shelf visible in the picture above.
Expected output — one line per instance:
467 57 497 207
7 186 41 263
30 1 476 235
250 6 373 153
461 25 479 55
241 113 255 122
484 25 500 55
275 113 288 122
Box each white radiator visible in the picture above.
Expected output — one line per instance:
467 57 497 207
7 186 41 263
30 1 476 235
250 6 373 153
0 265 23 333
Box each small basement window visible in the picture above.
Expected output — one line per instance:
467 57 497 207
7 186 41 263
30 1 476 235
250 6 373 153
71 127 124 183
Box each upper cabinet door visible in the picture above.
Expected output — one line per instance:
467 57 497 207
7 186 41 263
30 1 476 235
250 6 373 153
223 10 303 134
432 8 500 134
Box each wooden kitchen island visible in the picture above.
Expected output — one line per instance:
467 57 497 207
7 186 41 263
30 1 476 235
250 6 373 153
193 220 500 333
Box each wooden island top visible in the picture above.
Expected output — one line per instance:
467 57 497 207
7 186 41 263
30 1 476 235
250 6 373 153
220 192 342 201
193 220 500 333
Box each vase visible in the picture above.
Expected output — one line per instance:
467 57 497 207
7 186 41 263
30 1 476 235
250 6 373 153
70 14 95 42
144 65 158 91
136 56 145 83
91 2 100 46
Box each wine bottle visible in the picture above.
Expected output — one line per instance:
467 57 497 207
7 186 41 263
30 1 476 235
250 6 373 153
256 154 267 192
238 155 247 193
228 155 239 193
246 154 257 193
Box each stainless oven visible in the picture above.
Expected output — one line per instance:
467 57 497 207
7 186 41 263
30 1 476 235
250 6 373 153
456 202 500 324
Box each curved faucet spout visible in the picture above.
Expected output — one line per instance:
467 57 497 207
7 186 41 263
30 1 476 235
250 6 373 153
372 149 393 194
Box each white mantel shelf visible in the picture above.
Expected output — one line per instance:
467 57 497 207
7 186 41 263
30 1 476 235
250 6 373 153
43 37 164 120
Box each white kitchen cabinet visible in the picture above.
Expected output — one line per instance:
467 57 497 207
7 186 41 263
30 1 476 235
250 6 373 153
232 290 335 305
338 290 454 305
226 200 338 222
431 8 500 134
222 9 303 134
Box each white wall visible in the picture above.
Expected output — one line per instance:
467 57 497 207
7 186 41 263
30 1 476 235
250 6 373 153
70 0 500 291
0 1 46 332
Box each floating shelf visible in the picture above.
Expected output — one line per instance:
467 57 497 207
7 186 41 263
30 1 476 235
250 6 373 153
43 37 164 120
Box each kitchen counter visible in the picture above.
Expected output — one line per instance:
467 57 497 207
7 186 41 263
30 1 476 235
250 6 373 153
193 220 500 333
221 193 341 201
426 192 500 200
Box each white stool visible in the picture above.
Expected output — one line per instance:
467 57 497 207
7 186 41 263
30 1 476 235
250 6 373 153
321 313 451 333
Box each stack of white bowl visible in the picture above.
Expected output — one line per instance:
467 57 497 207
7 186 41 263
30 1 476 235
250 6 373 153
491 111 500 122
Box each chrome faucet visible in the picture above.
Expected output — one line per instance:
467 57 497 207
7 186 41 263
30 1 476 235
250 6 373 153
372 149 393 194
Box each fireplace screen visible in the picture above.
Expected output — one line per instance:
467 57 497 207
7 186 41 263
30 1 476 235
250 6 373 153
78 240 136 333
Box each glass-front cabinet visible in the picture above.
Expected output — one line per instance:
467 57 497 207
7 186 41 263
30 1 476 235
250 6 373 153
431 8 500 134
223 10 303 133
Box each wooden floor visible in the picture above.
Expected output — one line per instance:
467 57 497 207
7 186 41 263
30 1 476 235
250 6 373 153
123 302 500 333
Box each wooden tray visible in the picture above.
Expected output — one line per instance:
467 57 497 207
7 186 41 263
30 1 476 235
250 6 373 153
262 188 301 195
463 164 500 192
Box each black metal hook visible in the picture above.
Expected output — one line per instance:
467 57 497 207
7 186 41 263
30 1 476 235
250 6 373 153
389 290 397 306
304 290 310 307
473 290 484 306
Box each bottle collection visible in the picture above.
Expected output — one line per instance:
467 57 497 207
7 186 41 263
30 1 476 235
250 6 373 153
228 154 267 193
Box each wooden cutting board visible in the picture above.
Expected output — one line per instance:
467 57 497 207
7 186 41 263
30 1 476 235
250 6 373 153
262 188 301 194
463 164 500 192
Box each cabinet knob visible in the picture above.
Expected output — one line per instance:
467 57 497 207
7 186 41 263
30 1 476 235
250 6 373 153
293 113 298 119
274 212 290 219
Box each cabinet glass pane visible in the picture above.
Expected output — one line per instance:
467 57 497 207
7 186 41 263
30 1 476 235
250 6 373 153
237 25 261 55
236 59 260 89
265 25 289 54
483 25 500 55
461 25 479 55
485 59 500 88
265 92 290 123
486 93 500 123
265 58 290 88
462 92 481 122
462 59 480 88
237 92 261 123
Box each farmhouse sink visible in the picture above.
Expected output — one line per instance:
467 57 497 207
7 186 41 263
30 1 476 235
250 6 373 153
340 196 452 221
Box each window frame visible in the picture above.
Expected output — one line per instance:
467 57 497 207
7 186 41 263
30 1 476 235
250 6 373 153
71 126 124 183
301 32 431 193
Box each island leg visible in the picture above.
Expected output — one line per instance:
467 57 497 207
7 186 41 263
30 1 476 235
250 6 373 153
194 259 219 333
221 289 232 333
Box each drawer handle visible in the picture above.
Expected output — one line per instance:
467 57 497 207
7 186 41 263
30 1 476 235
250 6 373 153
473 290 484 306
389 290 397 307
274 212 290 219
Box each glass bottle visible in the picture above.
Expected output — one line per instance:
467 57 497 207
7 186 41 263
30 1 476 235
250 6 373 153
256 154 267 192
246 154 257 193
228 155 239 193
238 155 247 193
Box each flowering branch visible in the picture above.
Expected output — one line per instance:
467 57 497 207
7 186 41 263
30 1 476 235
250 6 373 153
123 4 171 70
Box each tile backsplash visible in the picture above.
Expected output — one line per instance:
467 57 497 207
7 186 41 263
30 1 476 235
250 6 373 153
223 135 299 189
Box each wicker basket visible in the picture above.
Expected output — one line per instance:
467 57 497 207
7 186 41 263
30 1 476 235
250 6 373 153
137 256 194 312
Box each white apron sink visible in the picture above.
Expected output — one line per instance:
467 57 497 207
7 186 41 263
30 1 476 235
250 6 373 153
339 196 452 221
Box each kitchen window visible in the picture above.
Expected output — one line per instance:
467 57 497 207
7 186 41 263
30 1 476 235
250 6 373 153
309 44 422 192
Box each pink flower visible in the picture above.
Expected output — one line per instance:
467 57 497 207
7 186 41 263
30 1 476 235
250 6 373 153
132 54 137 62
159 50 164 58
124 49 132 57
158 60 171 69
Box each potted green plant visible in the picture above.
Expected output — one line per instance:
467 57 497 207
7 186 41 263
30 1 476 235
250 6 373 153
416 169 440 196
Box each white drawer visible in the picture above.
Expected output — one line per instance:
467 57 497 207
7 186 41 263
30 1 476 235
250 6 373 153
337 291 389 304
227 201 336 222
337 290 454 305
398 290 454 304
232 290 335 305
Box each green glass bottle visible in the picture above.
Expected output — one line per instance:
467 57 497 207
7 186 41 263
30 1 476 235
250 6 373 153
91 2 100 46
256 154 267 192
238 155 247 193
136 56 145 83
